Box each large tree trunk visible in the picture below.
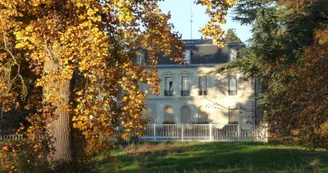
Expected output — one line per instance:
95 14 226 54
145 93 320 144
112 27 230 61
48 81 72 162
43 57 73 163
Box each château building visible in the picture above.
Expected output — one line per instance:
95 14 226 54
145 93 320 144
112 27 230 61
140 39 261 127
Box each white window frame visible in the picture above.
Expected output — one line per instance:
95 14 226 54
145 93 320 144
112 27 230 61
181 76 191 96
228 75 237 95
183 49 191 64
229 49 237 62
198 76 207 95
165 77 174 96
136 51 145 64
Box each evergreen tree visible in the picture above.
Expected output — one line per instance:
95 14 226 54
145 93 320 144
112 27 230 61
216 0 328 148
225 29 242 42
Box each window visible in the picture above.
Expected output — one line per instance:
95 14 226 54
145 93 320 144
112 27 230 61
181 76 191 96
198 76 207 95
183 50 191 64
165 77 173 96
198 106 209 123
229 107 238 124
164 106 174 124
229 49 237 62
136 51 145 64
181 106 191 123
228 75 237 95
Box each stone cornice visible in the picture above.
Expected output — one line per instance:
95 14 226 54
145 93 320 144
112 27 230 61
147 95 255 100
156 64 220 68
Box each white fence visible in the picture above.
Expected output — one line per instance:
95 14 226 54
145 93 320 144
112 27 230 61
0 124 268 142
140 123 268 142
0 134 23 141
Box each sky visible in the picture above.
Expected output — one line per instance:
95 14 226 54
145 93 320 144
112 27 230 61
158 0 252 43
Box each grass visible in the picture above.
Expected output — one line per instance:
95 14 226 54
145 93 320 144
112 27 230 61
99 142 328 173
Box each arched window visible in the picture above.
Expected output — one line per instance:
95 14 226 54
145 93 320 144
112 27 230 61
229 107 238 124
164 106 174 123
181 106 191 123
198 106 209 123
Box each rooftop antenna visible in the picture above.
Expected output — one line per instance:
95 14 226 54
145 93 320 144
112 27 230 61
190 0 193 41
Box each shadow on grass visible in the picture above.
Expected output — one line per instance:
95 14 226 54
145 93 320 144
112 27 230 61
99 142 328 173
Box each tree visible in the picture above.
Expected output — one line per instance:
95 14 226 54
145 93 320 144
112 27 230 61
225 29 241 42
0 0 184 169
215 0 328 148
0 0 237 171
196 0 238 47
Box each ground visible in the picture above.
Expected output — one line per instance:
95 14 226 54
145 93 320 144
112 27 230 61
99 142 328 173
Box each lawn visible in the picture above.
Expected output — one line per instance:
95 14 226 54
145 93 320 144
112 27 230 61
99 142 328 173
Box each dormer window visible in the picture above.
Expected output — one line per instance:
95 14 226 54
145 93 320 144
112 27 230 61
183 50 191 64
136 51 145 64
229 49 237 62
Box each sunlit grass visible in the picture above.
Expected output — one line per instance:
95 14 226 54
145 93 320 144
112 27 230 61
99 142 328 173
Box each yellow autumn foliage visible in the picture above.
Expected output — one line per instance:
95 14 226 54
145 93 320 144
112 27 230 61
0 0 234 171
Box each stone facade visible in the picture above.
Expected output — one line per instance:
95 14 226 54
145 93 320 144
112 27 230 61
141 40 260 126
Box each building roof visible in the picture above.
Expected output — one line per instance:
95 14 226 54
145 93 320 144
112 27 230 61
156 39 246 65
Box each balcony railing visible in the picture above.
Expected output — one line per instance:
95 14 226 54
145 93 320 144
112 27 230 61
164 90 173 96
181 90 190 96
198 90 207 96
